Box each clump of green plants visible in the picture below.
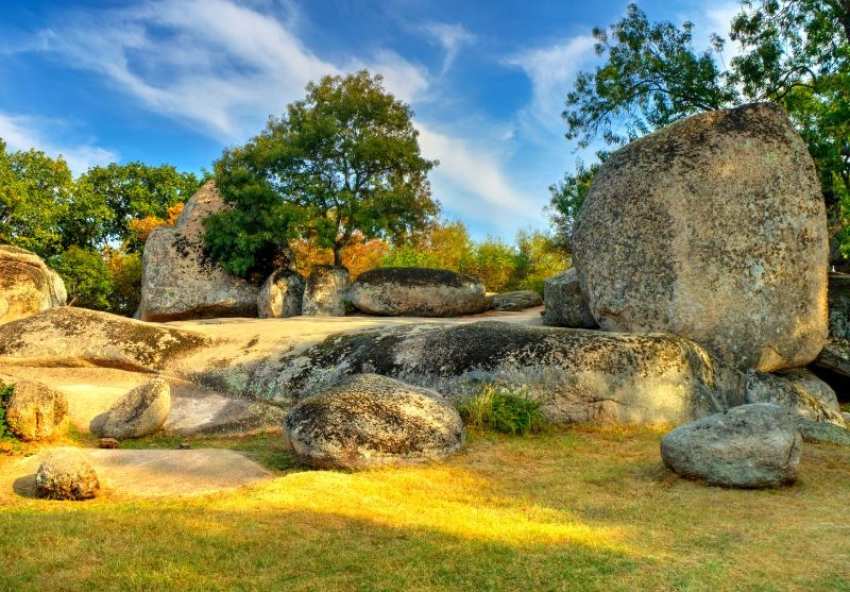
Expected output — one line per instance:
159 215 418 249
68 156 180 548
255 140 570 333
457 385 547 436
0 382 14 439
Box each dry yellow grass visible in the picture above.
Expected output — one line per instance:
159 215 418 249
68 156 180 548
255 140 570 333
1 426 849 591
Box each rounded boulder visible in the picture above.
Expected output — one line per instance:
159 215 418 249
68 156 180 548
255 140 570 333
302 265 350 316
35 449 101 500
4 380 69 441
91 379 171 439
258 269 304 318
0 245 66 324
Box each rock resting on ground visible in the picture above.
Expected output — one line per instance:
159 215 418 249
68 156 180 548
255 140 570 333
35 449 101 500
0 244 66 324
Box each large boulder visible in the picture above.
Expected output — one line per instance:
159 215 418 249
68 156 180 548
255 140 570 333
744 368 844 426
661 403 801 488
348 268 488 317
491 290 542 312
258 270 304 318
4 380 68 441
270 321 741 426
284 373 464 469
813 338 850 378
35 449 100 500
0 245 66 324
138 182 259 321
572 103 828 372
542 269 596 328
91 379 171 439
303 265 350 316
0 307 209 372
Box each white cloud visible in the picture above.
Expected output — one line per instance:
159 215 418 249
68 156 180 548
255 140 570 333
421 22 475 75
0 113 117 176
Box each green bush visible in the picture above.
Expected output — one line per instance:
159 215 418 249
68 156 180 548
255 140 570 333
0 382 14 439
457 385 547 436
49 246 113 310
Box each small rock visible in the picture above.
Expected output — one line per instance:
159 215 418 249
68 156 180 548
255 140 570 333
91 379 171 439
744 368 844 425
98 438 120 449
542 269 596 328
4 381 68 441
35 449 100 500
258 269 304 318
661 403 801 488
491 290 543 312
797 419 850 446
178 441 191 450
303 265 350 316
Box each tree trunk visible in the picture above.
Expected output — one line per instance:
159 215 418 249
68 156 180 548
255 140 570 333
333 246 343 267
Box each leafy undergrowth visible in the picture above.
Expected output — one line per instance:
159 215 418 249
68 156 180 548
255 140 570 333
458 385 548 435
1 426 849 591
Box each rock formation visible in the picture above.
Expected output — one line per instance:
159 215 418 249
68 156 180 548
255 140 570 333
258 270 304 318
35 449 100 500
491 290 542 312
0 245 66 324
303 265 350 316
3 380 68 441
91 379 172 439
542 269 596 328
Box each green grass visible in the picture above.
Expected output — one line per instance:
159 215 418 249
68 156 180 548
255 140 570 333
1 426 849 591
457 385 548 435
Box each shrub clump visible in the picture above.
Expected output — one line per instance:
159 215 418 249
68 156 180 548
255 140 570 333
0 382 14 439
457 385 547 436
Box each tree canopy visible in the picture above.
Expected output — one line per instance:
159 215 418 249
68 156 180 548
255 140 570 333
207 70 439 280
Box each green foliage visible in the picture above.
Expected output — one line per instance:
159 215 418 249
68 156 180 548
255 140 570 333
467 239 518 293
49 246 113 311
209 70 439 279
107 250 143 316
0 382 14 439
547 160 602 248
512 230 571 294
458 385 547 436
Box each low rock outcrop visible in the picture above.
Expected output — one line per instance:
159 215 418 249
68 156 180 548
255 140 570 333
827 272 850 340
303 266 350 316
744 368 844 426
4 380 68 441
271 321 740 426
138 182 259 321
542 269 596 328
0 245 66 324
258 270 304 318
661 403 801 488
284 373 464 469
35 449 101 500
572 103 828 372
490 290 542 312
91 379 171 439
348 268 488 317
813 339 850 378
0 307 209 371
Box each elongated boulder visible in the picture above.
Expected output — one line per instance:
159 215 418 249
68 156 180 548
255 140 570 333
661 403 801 488
285 373 464 469
348 268 488 317
258 270 304 318
35 449 100 500
744 368 844 426
543 269 596 328
139 182 259 321
572 103 828 372
0 307 209 371
91 379 171 439
491 290 542 312
0 245 66 324
271 321 740 426
4 380 68 441
303 265 350 316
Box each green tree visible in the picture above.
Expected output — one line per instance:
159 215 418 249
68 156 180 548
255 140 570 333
209 71 439 280
48 246 113 310
547 160 602 251
512 231 570 294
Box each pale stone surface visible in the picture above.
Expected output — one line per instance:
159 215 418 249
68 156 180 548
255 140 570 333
491 290 542 312
0 245 66 324
35 449 100 500
661 403 801 488
258 270 304 318
572 103 828 372
744 368 844 426
542 269 596 328
285 373 464 469
139 182 259 321
303 265 350 316
4 380 68 441
272 321 740 426
349 268 489 317
91 379 172 439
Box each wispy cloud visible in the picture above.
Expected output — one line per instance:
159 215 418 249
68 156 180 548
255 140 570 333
0 113 117 176
421 22 475 75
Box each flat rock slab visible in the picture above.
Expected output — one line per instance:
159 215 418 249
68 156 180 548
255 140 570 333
10 448 271 498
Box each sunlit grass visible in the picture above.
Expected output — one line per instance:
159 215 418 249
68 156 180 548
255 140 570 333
1 426 849 591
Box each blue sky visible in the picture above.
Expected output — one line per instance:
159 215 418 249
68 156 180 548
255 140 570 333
0 0 740 239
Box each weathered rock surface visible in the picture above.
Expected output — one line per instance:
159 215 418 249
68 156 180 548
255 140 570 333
661 403 801 488
572 103 828 372
0 245 66 324
827 272 850 340
303 265 350 316
138 182 259 321
272 321 740 426
285 373 464 469
4 380 68 441
0 307 209 371
491 290 543 312
813 338 850 378
797 419 850 446
258 270 304 318
348 268 488 317
91 379 171 439
542 269 596 328
35 449 100 500
744 368 844 426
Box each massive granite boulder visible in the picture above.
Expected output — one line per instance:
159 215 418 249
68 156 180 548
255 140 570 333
0 245 66 324
303 265 350 316
491 290 542 312
348 268 489 317
661 403 801 488
0 307 209 371
572 103 828 372
138 182 259 321
258 270 304 318
4 380 68 441
270 321 741 426
285 373 464 469
542 269 596 328
91 379 172 439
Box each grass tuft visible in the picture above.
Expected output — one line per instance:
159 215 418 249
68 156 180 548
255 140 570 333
457 384 547 435
0 382 14 440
